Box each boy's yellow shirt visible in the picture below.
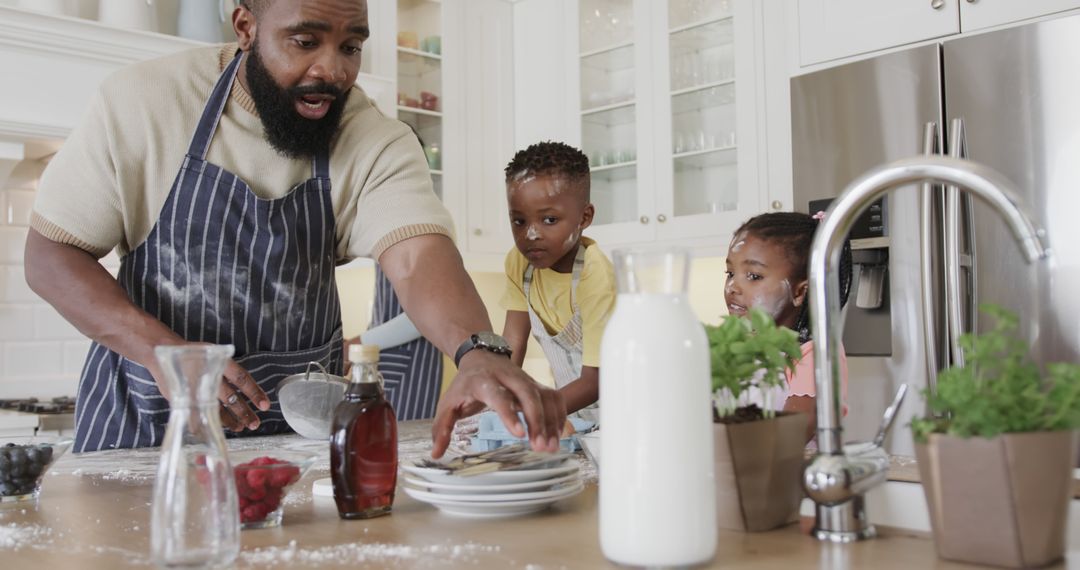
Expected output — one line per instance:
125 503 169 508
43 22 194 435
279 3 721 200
500 237 616 368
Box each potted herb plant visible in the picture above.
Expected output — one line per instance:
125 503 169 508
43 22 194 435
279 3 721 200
912 305 1080 568
706 308 808 532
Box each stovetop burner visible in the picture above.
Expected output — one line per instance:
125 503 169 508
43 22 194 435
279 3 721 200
0 397 76 415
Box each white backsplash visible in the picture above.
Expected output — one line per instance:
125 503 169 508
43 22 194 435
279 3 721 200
0 158 92 399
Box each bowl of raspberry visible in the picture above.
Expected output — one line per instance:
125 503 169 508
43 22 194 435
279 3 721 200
230 450 319 529
0 436 73 504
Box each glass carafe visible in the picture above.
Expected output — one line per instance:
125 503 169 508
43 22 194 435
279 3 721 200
151 345 239 568
598 248 717 566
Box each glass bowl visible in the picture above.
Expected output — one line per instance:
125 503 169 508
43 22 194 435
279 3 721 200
230 449 319 529
0 435 73 504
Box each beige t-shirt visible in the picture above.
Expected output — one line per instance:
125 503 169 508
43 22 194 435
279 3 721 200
32 44 453 261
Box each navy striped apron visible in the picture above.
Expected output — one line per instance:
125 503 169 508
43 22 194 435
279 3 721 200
74 53 344 452
370 265 443 420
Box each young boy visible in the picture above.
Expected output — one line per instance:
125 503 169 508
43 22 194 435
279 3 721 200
500 141 616 424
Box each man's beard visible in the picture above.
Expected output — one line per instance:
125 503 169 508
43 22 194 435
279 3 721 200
244 43 350 159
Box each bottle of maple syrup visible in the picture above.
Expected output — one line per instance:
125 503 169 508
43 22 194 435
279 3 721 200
330 344 398 519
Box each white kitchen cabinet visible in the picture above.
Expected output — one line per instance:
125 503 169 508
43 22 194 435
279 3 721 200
578 0 765 249
512 0 769 253
796 0 959 67
958 0 1080 32
796 0 1080 68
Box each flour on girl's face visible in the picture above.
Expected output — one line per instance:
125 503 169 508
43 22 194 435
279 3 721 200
749 278 795 320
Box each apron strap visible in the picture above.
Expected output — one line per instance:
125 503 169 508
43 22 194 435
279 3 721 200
187 51 243 160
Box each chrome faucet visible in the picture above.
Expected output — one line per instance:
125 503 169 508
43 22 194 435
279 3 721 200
802 155 1049 543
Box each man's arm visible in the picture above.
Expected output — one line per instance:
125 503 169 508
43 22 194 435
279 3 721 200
378 234 566 458
24 229 269 430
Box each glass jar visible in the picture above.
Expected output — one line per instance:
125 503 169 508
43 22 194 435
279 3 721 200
599 248 716 566
151 344 239 568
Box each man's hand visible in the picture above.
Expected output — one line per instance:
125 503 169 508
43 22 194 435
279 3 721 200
216 359 271 432
431 350 566 459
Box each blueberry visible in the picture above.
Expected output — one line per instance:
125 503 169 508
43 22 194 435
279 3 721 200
4 442 15 448
10 448 26 466
25 447 40 464
38 446 53 464
0 483 12 495
0 454 9 472
10 463 25 478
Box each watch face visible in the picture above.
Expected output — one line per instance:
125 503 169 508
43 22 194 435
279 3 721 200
475 332 510 351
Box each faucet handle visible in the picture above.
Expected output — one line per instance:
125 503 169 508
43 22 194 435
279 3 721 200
873 384 909 448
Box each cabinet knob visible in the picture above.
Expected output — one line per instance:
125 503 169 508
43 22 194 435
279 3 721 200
472 228 483 236
657 214 667 223
771 200 783 210
931 0 945 9
639 215 650 225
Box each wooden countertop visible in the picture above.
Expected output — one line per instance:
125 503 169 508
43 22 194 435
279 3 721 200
0 422 1068 568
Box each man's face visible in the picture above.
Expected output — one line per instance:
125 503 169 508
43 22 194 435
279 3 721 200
234 0 369 158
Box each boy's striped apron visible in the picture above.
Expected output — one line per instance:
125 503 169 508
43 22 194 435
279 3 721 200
523 246 598 422
74 52 343 452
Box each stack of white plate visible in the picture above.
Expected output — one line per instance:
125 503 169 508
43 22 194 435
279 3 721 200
401 459 584 518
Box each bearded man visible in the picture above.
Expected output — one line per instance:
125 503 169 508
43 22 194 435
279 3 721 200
24 0 565 457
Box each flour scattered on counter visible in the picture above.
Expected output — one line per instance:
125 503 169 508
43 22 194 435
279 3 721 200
239 540 502 567
0 523 53 550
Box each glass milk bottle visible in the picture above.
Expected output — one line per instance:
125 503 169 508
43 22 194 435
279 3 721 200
151 345 240 568
599 248 717 566
331 344 398 519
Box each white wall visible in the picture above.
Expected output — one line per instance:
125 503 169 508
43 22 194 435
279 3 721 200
0 156 97 399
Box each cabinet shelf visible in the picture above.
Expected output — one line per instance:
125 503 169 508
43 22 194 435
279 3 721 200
397 46 442 61
398 105 443 118
590 160 637 173
669 15 733 35
581 99 635 116
579 39 634 59
673 145 737 167
671 78 734 98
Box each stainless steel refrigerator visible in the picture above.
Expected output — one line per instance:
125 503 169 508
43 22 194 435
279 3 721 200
791 13 1080 456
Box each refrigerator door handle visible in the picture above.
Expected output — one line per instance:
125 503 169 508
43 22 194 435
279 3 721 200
945 117 977 368
920 121 944 393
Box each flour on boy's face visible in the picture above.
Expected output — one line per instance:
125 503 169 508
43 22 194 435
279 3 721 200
507 173 593 273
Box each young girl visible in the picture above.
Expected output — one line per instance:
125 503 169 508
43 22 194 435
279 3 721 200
724 211 853 442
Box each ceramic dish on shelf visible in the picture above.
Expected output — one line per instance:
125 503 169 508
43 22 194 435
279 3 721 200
402 480 585 519
401 460 579 486
401 471 581 496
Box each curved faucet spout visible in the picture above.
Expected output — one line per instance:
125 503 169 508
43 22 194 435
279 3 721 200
808 155 1047 456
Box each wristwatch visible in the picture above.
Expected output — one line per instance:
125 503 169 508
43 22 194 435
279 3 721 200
454 332 512 367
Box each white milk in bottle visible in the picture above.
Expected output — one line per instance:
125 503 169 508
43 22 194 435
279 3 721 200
599 248 716 566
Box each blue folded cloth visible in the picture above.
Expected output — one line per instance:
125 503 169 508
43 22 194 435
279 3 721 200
470 411 595 452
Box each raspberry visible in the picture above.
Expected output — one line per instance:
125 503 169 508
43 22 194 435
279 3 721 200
269 466 298 488
246 468 269 489
241 503 268 523
264 492 282 512
247 486 266 501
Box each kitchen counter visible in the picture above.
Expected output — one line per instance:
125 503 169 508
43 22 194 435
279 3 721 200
0 421 1072 569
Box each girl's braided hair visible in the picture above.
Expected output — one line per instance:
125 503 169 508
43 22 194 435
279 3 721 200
734 212 853 343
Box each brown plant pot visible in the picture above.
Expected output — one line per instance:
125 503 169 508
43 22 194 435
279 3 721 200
915 431 1078 568
713 412 808 532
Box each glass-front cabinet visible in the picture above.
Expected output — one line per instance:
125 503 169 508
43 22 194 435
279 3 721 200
396 0 444 200
573 0 759 246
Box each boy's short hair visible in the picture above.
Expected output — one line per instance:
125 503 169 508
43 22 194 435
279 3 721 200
504 141 591 202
